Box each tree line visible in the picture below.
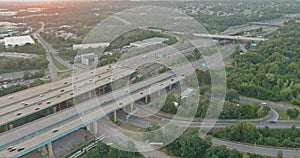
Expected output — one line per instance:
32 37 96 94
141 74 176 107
0 56 48 74
228 22 300 106
210 122 300 148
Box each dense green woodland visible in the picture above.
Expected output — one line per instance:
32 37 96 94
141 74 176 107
228 22 300 105
0 79 45 97
160 93 269 119
143 124 269 158
0 56 48 74
105 29 177 51
211 122 300 148
81 141 143 158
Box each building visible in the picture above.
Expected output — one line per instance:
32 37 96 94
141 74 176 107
81 53 98 66
73 42 110 50
4 35 35 48
0 22 17 30
129 37 168 48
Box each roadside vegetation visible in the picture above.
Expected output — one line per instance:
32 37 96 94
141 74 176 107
144 123 270 158
227 22 300 106
0 56 48 74
81 141 143 158
51 55 68 71
210 122 300 148
0 79 45 97
0 42 46 54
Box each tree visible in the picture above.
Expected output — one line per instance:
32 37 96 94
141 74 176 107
161 93 177 114
225 122 259 143
225 89 239 101
180 133 211 158
286 108 299 119
205 145 229 158
277 150 283 158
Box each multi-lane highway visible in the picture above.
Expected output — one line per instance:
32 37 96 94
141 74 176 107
0 71 182 157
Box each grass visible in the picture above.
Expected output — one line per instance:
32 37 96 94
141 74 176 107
119 123 144 132
51 55 68 71
274 108 300 121
57 70 72 77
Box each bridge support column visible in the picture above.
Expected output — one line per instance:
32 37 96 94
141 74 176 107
86 123 91 131
8 124 13 130
47 109 51 115
47 142 55 158
39 145 48 157
145 96 149 104
93 121 98 134
158 90 161 96
53 106 57 113
130 103 134 112
114 111 117 122
168 85 172 91
89 91 92 99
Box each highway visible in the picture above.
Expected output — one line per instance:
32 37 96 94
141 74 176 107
0 32 262 157
0 71 183 157
32 22 58 80
118 113 300 157
0 36 225 157
194 33 268 41
0 37 221 129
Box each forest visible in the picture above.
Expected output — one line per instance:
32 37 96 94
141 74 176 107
210 122 300 148
228 22 300 105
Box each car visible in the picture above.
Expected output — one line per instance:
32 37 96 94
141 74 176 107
60 89 65 92
35 108 40 111
20 102 25 105
8 96 14 99
269 120 277 123
8 147 17 152
261 102 267 105
7 146 15 151
40 94 44 97
37 102 42 105
16 112 22 116
17 147 25 152
24 103 29 106
48 88 52 92
52 129 59 133
56 95 61 98
64 81 68 84
46 101 51 104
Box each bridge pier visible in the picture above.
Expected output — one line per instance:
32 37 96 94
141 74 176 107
47 142 55 158
53 106 57 113
130 103 134 112
114 111 117 122
39 145 48 157
86 123 91 131
93 121 98 134
8 124 13 130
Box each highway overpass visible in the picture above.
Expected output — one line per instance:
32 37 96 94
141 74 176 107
0 37 228 157
194 33 267 42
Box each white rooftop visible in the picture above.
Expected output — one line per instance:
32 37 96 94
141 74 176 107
4 35 35 46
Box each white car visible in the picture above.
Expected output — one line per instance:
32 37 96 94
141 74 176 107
261 102 267 105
